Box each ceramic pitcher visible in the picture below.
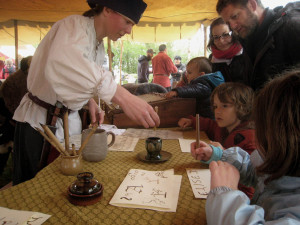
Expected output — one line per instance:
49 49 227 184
81 128 115 162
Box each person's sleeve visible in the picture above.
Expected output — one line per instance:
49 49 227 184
206 186 300 225
166 56 178 74
206 187 265 225
189 115 217 138
200 145 223 164
221 147 257 187
44 17 117 110
175 81 211 99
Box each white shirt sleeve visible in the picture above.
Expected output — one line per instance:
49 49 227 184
44 16 117 110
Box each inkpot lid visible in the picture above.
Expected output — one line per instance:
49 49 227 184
69 172 101 195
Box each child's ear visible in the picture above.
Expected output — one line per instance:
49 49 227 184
199 72 205 76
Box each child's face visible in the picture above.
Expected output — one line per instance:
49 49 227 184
213 95 241 133
186 63 203 83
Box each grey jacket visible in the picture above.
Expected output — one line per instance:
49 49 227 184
137 55 150 83
206 147 300 225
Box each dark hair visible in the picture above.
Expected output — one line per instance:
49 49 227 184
174 56 181 60
254 70 300 183
186 57 212 74
159 44 167 52
83 5 104 17
211 82 254 121
216 0 264 14
207 17 239 51
20 56 33 74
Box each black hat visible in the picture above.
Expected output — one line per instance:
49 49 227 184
174 56 181 60
87 0 147 24
147 49 155 54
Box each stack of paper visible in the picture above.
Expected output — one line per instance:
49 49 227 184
110 169 182 212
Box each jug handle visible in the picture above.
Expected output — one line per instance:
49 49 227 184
107 131 115 147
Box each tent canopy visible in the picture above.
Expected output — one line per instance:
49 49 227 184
0 0 218 45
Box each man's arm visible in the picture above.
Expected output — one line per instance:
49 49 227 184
111 85 160 128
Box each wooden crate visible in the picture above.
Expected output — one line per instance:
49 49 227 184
105 94 196 128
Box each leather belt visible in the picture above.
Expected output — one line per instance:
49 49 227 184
154 74 169 77
28 92 53 111
28 92 69 119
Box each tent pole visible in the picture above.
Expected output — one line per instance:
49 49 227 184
204 25 207 57
14 20 19 69
107 38 112 72
119 40 124 85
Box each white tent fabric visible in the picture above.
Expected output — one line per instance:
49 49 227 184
0 0 218 45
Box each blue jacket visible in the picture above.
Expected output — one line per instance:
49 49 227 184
205 147 300 225
172 71 224 118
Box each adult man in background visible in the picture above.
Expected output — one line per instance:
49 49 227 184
216 0 300 90
171 55 186 88
152 44 177 91
137 49 155 83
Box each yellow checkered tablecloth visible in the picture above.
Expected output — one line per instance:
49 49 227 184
0 129 210 225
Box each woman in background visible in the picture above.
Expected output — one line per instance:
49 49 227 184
207 17 251 84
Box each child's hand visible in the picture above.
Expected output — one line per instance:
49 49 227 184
209 161 240 190
178 118 192 128
165 91 178 98
209 141 224 150
191 141 213 161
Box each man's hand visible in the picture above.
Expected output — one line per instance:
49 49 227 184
88 98 105 126
209 161 240 190
112 85 160 128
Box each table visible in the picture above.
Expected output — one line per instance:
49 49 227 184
0 129 210 225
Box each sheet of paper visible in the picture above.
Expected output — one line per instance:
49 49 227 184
178 138 195 152
123 128 183 140
109 135 139 152
0 206 51 225
99 124 126 135
186 168 211 199
110 169 182 212
67 134 81 149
